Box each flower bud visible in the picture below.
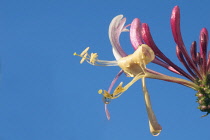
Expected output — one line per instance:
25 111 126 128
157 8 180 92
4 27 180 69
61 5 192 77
198 100 203 104
198 93 204 97
200 105 207 110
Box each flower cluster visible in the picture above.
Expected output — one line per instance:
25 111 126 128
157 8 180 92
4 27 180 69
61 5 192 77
74 6 209 135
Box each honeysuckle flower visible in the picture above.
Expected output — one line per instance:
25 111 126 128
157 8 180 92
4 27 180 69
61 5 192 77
74 13 198 136
171 6 210 116
139 6 210 116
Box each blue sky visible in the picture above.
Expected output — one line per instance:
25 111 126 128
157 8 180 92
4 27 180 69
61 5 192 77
0 0 210 140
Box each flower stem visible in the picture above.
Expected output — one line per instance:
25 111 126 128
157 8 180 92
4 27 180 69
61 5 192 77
145 69 199 90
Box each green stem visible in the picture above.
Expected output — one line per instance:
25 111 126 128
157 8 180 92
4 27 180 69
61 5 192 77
145 72 199 90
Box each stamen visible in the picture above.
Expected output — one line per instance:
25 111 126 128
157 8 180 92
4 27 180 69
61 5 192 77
112 82 124 97
98 89 113 98
74 47 118 66
99 71 146 100
80 47 90 56
80 53 88 64
90 53 98 64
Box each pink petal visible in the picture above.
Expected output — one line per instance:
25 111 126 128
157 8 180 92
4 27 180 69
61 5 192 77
130 18 143 50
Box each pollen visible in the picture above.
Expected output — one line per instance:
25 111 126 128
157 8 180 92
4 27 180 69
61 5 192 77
80 53 88 64
112 82 124 96
80 47 90 56
98 89 103 94
90 53 98 64
74 47 97 64
98 83 125 100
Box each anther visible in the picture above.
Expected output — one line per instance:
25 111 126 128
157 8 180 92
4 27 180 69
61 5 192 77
80 53 88 64
80 47 90 56
90 53 98 64
98 89 103 94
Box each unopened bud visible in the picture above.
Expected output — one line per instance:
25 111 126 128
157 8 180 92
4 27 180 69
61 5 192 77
201 105 207 110
197 93 204 97
198 100 203 104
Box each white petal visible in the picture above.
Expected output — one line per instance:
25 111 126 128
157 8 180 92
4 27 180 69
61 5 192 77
112 47 122 60
142 78 162 136
109 15 128 60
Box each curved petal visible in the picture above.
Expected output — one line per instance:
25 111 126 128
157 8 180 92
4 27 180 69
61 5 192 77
109 15 128 60
171 6 202 79
199 28 209 74
142 78 162 136
105 104 110 120
170 6 184 47
112 47 122 60
130 18 143 50
104 70 124 120
141 23 194 81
